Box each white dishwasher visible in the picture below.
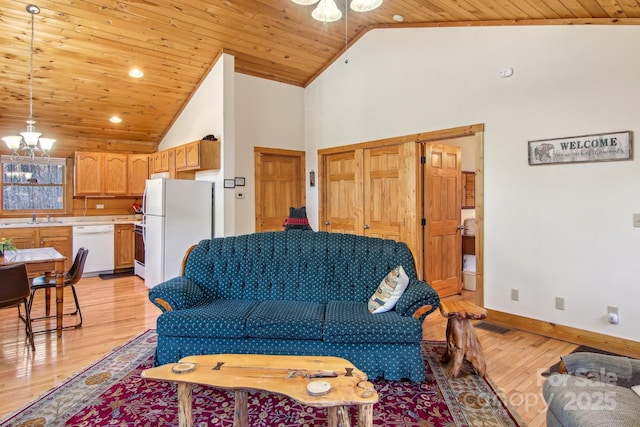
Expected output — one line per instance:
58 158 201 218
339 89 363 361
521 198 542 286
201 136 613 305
72 225 115 276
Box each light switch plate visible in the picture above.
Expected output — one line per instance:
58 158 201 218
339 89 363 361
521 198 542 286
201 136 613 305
633 213 640 227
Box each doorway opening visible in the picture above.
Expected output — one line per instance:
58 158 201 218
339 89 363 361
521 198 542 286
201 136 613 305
417 125 484 307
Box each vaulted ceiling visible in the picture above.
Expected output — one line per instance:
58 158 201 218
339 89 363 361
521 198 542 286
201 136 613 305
1 0 639 158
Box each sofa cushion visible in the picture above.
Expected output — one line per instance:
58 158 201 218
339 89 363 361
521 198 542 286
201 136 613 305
324 300 422 344
246 300 325 340
156 300 259 339
184 231 421 304
543 374 640 427
368 265 409 314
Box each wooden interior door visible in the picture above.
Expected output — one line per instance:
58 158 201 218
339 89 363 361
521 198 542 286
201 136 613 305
255 148 305 232
363 145 403 240
422 143 462 297
322 151 360 234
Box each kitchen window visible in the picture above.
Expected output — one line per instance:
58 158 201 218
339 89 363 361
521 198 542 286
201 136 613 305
1 156 66 213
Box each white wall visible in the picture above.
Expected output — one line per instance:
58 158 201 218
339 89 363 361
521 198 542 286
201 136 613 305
304 25 640 341
160 58 305 237
159 54 234 238
234 74 305 235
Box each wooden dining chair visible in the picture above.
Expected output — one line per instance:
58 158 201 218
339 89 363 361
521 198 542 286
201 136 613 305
22 247 89 332
0 263 36 350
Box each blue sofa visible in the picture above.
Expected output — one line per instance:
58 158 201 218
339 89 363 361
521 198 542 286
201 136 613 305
148 230 440 381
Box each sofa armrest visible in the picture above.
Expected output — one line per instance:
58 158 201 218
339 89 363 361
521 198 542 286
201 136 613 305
148 277 205 313
561 352 637 381
395 279 440 322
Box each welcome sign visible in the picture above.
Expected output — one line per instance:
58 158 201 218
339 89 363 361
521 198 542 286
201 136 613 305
528 131 632 165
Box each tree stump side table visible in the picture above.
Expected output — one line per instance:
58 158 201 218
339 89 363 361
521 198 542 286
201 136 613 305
439 300 487 378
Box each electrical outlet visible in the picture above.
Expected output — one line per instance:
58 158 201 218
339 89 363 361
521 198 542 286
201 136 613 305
511 288 519 301
96 204 104 209
555 297 565 311
633 213 640 227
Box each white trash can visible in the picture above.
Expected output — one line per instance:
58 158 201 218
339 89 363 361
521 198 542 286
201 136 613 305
462 271 476 291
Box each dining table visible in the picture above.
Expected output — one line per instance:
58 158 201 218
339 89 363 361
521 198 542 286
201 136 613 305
1 247 67 337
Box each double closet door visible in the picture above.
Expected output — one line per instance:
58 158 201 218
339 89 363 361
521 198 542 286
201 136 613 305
319 139 463 297
321 143 415 244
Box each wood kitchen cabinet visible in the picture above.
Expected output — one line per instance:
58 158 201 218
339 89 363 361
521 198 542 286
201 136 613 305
152 148 175 177
161 150 171 172
152 152 163 174
0 226 72 272
74 152 103 196
155 149 173 174
150 140 220 181
114 224 134 269
175 140 220 171
0 227 37 249
39 227 73 271
74 152 149 197
128 154 150 196
104 154 128 196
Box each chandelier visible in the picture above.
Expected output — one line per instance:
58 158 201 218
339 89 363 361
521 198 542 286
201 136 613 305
2 4 55 163
292 0 383 23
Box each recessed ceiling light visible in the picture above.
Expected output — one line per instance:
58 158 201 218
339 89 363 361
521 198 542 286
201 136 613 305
110 116 122 124
392 14 404 22
129 68 144 78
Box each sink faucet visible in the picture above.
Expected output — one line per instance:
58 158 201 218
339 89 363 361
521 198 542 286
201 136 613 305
31 211 37 224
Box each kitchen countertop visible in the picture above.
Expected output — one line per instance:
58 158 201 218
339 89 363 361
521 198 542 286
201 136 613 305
0 215 142 229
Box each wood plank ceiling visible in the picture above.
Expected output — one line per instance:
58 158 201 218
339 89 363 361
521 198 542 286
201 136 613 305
1 0 639 158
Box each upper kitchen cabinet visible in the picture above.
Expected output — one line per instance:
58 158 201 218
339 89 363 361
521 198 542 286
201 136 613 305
74 152 103 196
150 140 220 181
152 152 162 174
128 154 150 196
152 148 175 177
104 154 128 196
175 140 220 171
74 152 149 197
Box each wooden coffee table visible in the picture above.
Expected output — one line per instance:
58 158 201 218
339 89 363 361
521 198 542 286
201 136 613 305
141 354 378 427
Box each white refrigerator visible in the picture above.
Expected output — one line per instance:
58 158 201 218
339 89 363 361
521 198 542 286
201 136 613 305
143 178 213 288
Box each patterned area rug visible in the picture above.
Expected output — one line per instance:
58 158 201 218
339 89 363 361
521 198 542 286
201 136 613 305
1 330 523 426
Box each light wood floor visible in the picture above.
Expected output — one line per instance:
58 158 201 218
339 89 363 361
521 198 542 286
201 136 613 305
0 275 578 426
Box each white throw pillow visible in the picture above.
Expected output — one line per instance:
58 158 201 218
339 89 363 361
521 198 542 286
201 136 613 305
367 265 409 314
